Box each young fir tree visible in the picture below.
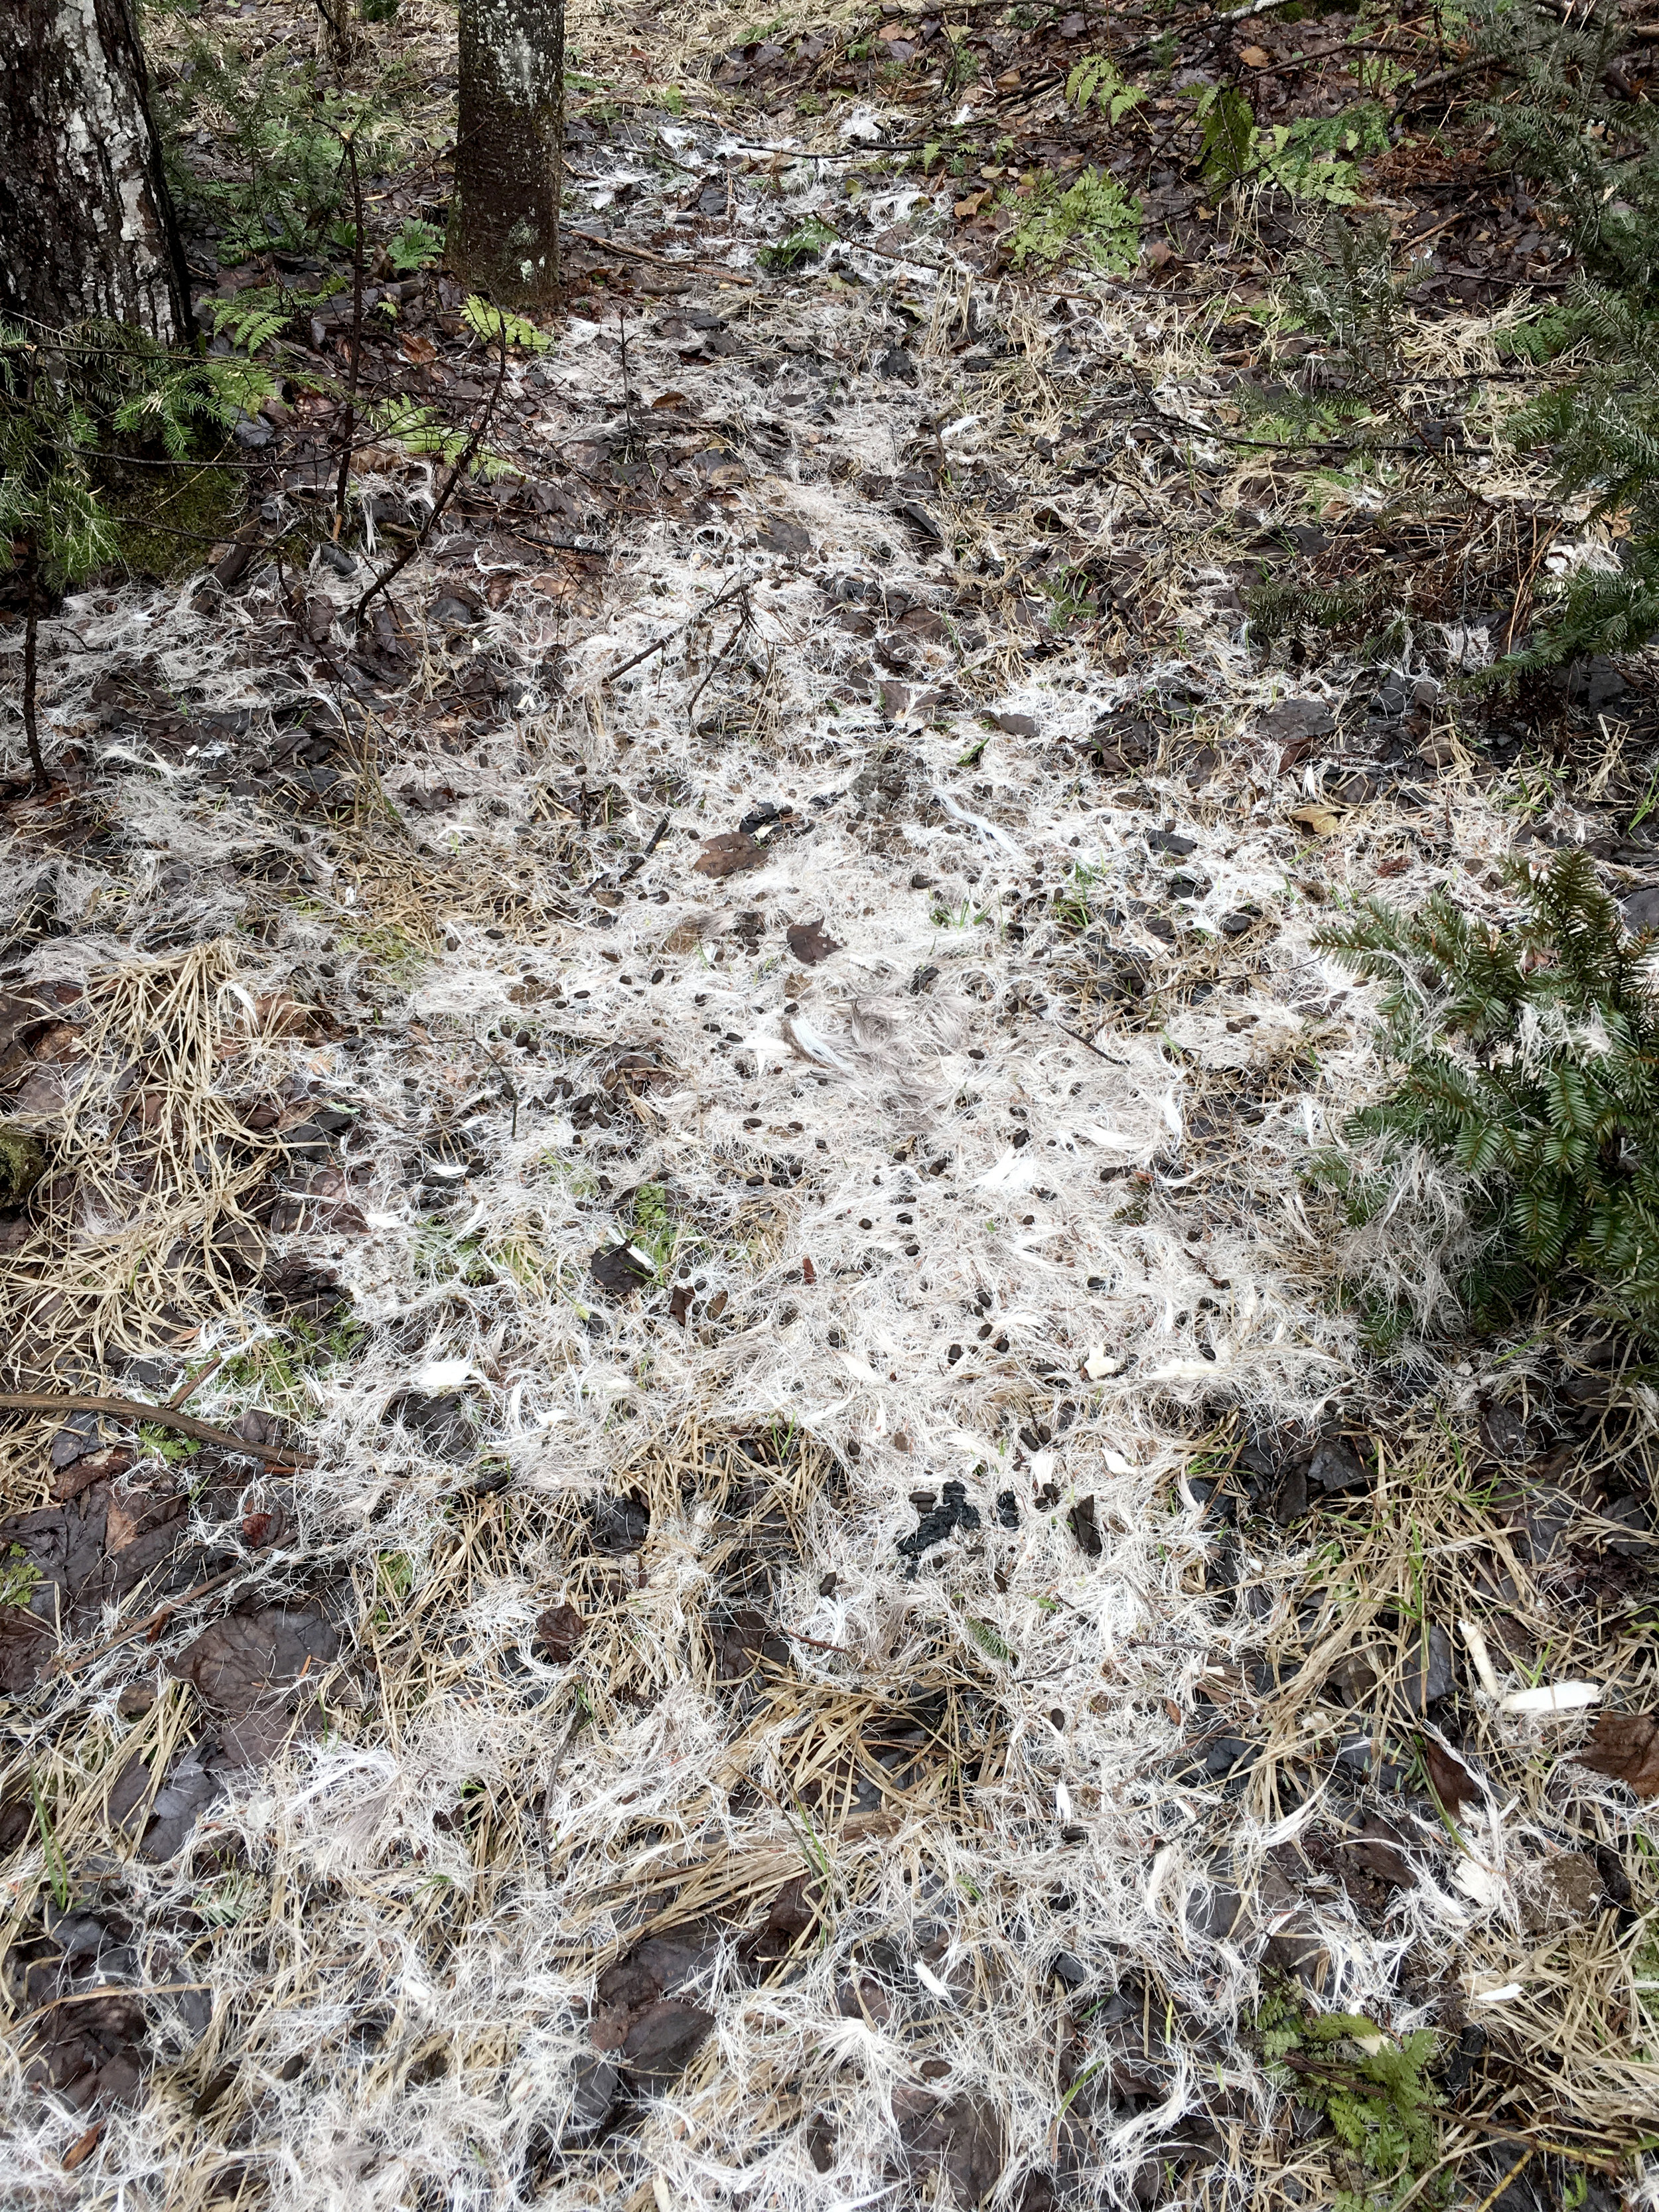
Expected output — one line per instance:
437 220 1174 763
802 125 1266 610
1475 0 1659 668
1314 849 1659 1342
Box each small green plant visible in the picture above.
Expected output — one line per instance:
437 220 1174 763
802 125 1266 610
1258 1979 1440 2211
1 1544 40 1609
1312 848 1659 1342
1064 54 1145 124
387 218 445 272
461 295 552 352
208 293 291 356
364 395 516 477
29 1771 70 1911
165 41 370 260
139 1424 203 1465
1007 168 1141 273
1197 90 1388 205
1467 0 1659 670
964 1617 1018 1665
1052 861 1106 934
762 215 838 271
628 1181 684 1273
1244 577 1380 643
368 1549 415 1632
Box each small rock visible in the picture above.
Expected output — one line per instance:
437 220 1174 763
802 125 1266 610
992 711 1040 738
1563 655 1626 709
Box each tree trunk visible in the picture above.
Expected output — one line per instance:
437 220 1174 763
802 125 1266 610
451 0 564 309
0 0 189 346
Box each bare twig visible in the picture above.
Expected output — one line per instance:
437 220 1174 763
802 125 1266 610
598 574 753 685
563 226 756 285
350 317 512 628
333 128 366 533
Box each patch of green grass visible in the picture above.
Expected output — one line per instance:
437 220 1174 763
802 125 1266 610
628 1181 685 1274
1053 861 1108 934
219 1313 366 1418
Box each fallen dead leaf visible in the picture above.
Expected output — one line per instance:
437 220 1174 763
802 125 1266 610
1240 42 1273 65
786 919 841 965
651 390 687 409
1578 1708 1659 1798
62 2122 104 2173
535 1603 588 1664
954 191 991 221
693 831 766 878
398 329 439 366
1290 803 1342 837
1423 1737 1481 1814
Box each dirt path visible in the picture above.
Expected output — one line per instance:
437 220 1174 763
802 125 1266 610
2 3 1656 2205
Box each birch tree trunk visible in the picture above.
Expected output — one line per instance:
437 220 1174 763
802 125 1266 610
451 0 564 308
0 0 190 346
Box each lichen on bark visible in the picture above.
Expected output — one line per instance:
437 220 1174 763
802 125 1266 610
0 0 189 344
451 0 565 309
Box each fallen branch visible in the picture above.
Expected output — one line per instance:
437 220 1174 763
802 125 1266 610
564 226 756 287
0 1392 307 1467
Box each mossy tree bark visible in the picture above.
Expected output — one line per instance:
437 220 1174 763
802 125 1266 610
451 0 564 309
0 0 190 346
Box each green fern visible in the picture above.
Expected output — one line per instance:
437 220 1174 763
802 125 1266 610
364 394 514 479
388 218 445 273
1312 849 1659 1340
1064 54 1144 125
1006 168 1141 273
1257 1980 1441 2212
461 296 552 354
209 294 291 355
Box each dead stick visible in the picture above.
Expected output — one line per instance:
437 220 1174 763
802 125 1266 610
49 1550 277 1676
563 226 755 285
166 1355 224 1410
0 1394 304 1467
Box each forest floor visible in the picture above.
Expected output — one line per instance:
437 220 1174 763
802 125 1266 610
2 1 1658 2207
